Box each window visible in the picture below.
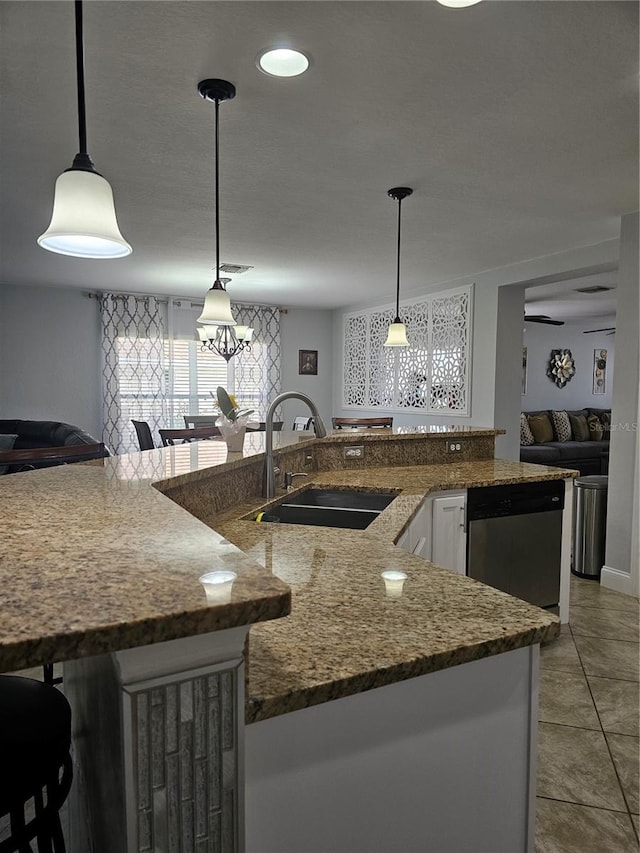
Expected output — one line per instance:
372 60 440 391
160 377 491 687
101 293 281 454
342 284 472 416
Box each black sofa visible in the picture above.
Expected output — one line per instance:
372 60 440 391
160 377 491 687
0 420 108 473
520 408 610 476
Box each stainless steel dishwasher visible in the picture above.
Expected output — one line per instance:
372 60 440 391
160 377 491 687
466 479 565 609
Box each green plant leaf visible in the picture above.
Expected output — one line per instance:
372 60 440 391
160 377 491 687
216 387 236 420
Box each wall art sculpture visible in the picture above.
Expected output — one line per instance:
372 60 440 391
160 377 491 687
593 349 607 395
546 349 576 388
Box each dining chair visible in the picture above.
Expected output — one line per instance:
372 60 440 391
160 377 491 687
183 415 219 428
159 426 222 447
0 443 108 474
292 417 314 431
132 419 155 451
332 417 394 429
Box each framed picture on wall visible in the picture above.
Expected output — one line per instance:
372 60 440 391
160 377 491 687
522 347 528 394
593 349 607 395
299 349 318 376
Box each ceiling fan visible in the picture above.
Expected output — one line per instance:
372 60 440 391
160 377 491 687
524 314 565 326
583 327 615 335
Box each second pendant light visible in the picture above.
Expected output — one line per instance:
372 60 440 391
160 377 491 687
384 187 413 348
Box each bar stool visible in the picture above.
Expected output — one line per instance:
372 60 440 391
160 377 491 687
0 676 73 853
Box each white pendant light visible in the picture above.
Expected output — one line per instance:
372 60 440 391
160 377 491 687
38 1 131 259
196 79 253 361
197 280 236 326
384 187 413 348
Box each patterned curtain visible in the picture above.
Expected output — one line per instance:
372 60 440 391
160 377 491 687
230 303 281 419
101 294 168 454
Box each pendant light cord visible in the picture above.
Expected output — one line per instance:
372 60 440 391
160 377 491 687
214 96 220 281
395 196 402 321
75 0 87 155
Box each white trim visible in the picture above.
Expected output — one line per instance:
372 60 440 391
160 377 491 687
600 565 635 597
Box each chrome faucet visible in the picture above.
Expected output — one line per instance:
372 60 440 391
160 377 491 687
263 391 327 498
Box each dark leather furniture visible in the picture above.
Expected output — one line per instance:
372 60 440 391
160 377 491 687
0 419 108 474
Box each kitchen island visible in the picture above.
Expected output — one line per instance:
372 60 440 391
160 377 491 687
0 428 573 852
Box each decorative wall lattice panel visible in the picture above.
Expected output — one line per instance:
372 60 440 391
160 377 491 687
342 284 473 416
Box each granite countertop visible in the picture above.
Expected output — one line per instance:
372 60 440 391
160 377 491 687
0 431 315 672
0 428 571 719
214 459 573 723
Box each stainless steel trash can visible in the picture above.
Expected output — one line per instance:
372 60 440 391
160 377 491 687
572 475 608 579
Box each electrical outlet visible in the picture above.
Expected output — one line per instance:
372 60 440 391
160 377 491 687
303 451 314 469
447 442 463 453
344 445 365 459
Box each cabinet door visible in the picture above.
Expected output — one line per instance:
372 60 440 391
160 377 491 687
431 494 467 575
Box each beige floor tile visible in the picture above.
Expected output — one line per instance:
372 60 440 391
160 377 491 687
537 722 627 811
571 606 640 642
570 576 640 613
632 812 639 836
540 628 583 674
539 670 600 730
535 797 639 853
588 676 640 737
574 635 640 682
606 733 640 814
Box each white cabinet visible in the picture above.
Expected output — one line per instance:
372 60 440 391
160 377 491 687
431 492 467 575
395 490 467 575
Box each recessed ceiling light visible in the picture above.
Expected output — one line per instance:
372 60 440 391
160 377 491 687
257 48 310 78
436 0 483 7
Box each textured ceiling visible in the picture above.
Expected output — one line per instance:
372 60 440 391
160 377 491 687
0 1 637 312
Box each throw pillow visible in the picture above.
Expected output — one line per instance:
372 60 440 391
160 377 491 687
587 414 604 441
551 410 572 442
0 433 18 475
527 413 554 444
520 413 535 446
569 414 590 442
599 411 611 439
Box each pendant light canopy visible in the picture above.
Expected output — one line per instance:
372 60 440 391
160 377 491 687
196 79 253 361
38 0 131 259
384 187 413 348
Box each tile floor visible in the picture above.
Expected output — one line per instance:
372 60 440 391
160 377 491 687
537 574 640 853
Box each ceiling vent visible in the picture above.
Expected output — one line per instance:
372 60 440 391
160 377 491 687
574 285 614 293
219 263 253 274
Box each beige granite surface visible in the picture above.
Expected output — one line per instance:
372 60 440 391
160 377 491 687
211 459 573 723
0 433 312 672
1 428 571 723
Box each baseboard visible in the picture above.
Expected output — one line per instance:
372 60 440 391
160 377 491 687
600 565 635 597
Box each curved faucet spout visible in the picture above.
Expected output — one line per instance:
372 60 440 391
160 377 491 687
263 391 327 498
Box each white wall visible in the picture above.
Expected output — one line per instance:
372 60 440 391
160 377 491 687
0 283 103 438
522 321 615 412
279 308 333 429
603 212 639 597
0 286 334 442
494 286 526 459
332 239 620 447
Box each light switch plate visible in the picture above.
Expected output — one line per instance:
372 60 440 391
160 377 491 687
447 441 463 452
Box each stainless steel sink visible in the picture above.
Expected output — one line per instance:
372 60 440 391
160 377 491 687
253 488 397 530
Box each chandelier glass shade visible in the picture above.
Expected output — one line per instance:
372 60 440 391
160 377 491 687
384 187 413 348
196 78 253 359
38 1 131 259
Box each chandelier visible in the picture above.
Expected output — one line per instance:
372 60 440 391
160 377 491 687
196 79 253 361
